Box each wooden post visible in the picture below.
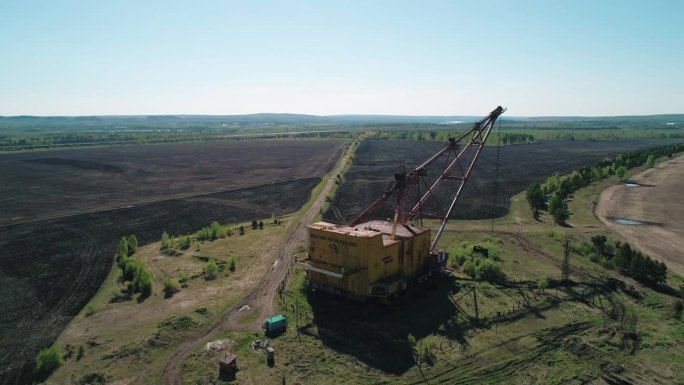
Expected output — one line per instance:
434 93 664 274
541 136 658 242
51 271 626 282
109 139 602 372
473 287 479 323
296 300 301 341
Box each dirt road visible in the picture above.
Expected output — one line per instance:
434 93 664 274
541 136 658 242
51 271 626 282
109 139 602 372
595 155 684 276
162 151 348 385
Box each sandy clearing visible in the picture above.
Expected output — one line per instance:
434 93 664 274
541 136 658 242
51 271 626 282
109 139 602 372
595 155 684 276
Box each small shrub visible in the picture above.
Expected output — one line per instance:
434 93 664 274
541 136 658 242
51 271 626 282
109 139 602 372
204 259 218 279
84 304 96 317
178 272 190 287
571 241 594 257
163 278 180 297
177 235 191 250
537 278 549 293
124 281 135 296
77 373 106 385
76 345 84 361
407 333 417 348
548 229 566 243
674 301 683 320
138 272 153 298
599 257 615 270
160 231 171 250
421 339 436 365
229 256 236 272
35 345 63 374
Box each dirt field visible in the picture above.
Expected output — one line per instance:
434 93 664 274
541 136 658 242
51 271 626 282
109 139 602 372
596 154 684 276
326 138 682 222
0 140 342 384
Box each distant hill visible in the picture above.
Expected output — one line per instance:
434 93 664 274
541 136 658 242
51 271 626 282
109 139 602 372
1 113 682 131
0 113 483 126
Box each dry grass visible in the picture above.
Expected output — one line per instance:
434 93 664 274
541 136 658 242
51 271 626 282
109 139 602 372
47 218 291 385
177 175 684 385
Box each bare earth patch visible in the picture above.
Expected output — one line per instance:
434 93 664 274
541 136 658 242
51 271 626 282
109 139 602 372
596 155 684 275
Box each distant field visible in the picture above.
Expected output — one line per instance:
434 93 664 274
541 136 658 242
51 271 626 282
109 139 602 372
0 140 341 226
0 140 342 384
326 138 683 222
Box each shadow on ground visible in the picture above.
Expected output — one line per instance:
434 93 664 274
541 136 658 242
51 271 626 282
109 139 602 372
305 275 466 375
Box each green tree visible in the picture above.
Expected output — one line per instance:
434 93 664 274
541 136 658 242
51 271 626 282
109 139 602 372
135 269 153 297
645 154 656 168
117 237 129 260
35 345 63 374
127 234 138 255
591 235 608 256
258 220 264 230
525 183 545 216
251 220 258 230
616 166 627 178
548 193 569 224
204 259 218 279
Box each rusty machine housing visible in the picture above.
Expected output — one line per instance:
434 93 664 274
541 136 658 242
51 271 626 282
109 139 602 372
297 106 505 301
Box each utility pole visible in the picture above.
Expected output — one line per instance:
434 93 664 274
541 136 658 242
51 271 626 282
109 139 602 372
561 238 571 283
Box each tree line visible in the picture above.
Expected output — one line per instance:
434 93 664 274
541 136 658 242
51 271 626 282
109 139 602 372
371 130 535 145
527 142 684 224
574 235 668 286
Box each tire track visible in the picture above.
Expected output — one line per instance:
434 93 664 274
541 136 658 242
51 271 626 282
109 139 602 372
51 225 100 315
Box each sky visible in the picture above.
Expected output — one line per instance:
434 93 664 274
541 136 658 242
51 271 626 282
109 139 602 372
1 0 682 116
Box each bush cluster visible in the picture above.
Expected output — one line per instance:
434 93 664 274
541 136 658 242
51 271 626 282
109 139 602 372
571 235 667 285
117 235 152 297
195 221 231 241
450 241 505 283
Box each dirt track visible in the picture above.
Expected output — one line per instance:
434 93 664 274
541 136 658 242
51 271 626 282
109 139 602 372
162 150 348 385
596 155 684 276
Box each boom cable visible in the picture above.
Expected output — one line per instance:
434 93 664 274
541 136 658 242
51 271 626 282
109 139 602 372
491 117 502 230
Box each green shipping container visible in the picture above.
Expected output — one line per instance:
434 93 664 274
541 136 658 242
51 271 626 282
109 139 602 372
264 314 287 334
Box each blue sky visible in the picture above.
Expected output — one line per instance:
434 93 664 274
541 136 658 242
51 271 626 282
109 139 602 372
1 0 682 116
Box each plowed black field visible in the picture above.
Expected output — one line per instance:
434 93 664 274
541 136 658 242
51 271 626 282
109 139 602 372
0 140 341 384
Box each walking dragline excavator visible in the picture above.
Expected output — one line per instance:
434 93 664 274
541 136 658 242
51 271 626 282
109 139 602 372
296 106 506 301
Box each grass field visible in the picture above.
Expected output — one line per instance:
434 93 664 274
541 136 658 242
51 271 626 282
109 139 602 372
174 150 683 384
45 215 294 385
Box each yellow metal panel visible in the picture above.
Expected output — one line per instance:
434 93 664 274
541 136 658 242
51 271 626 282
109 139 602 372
306 222 432 298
